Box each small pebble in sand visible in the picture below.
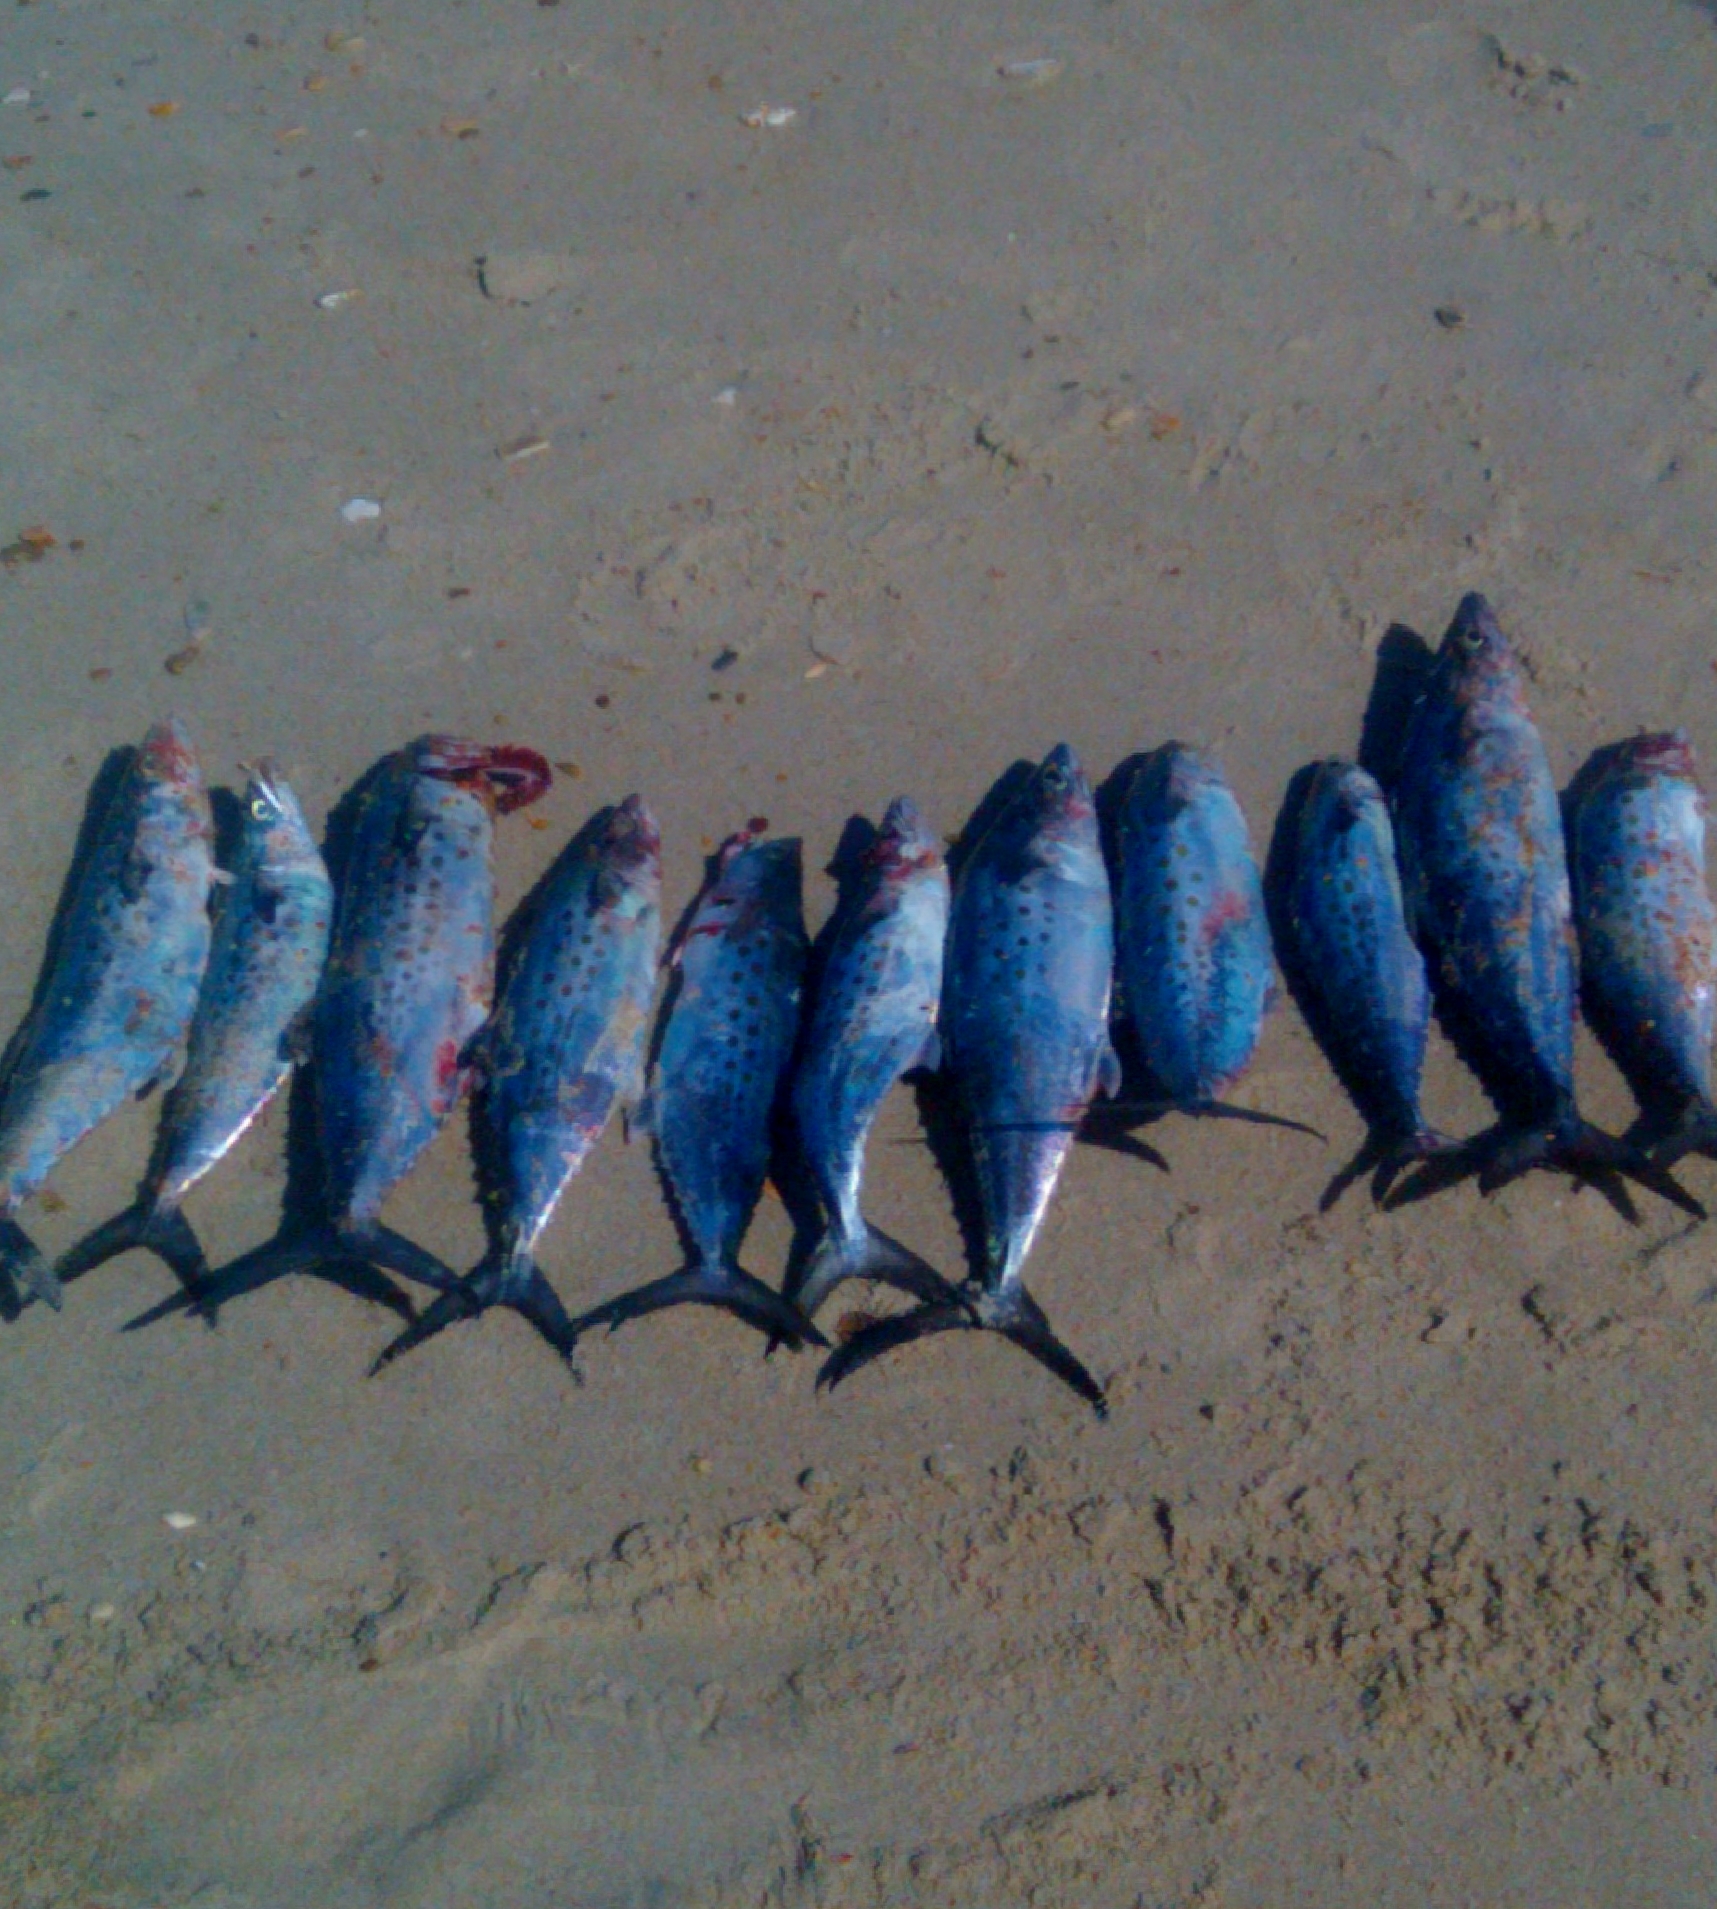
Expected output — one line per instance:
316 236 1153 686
498 433 550 465
163 1511 198 1531
89 1602 116 1623
315 289 358 310
1435 305 1466 330
739 105 797 128
3 88 32 107
341 497 382 523
998 58 1063 88
713 386 739 407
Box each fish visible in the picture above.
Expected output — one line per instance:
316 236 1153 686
181 737 553 1322
1284 759 1456 1207
821 745 1119 1416
1387 594 1696 1217
56 762 333 1315
371 795 662 1372
1111 742 1313 1137
789 796 960 1319
0 716 215 1311
1566 731 1717 1168
561 821 825 1351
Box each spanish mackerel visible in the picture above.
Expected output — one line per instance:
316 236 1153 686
57 763 332 1315
564 821 825 1353
187 736 552 1319
372 795 661 1371
822 746 1119 1416
1388 594 1695 1217
790 797 958 1319
0 717 215 1310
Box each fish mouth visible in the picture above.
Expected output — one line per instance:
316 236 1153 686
138 715 203 787
611 793 662 863
417 738 553 814
1625 730 1698 780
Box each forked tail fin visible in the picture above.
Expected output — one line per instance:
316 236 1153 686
1648 1101 1717 1173
2 1216 62 1312
57 1201 214 1324
791 1221 964 1319
818 1282 1106 1418
1319 1126 1460 1213
370 1249 583 1375
563 1258 827 1354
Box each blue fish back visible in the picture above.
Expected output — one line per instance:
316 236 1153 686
1115 743 1272 1104
652 834 806 1267
1289 760 1431 1138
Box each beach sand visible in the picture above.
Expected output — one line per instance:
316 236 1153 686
3 1 1717 1901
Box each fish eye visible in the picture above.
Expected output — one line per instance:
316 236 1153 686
1043 764 1066 791
1456 625 1485 656
250 796 273 821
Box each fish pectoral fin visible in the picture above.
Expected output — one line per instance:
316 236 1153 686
791 1223 965 1319
0 1217 61 1313
625 1090 658 1142
908 1026 943 1075
565 1262 826 1352
1094 1041 1124 1102
818 1284 1107 1418
280 1007 314 1067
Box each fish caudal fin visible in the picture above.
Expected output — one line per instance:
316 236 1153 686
128 1228 417 1330
356 1223 463 1294
369 1251 583 1376
1648 1102 1717 1173
57 1202 216 1326
1319 1128 1460 1213
818 1283 1107 1419
1386 1119 1704 1224
792 1222 965 1319
566 1260 827 1353
0 1217 61 1313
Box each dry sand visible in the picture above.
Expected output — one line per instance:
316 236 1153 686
4 0 1717 1902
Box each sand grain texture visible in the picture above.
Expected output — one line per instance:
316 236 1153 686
4 0 1717 1901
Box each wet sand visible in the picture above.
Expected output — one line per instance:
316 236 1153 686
4 2 1717 1902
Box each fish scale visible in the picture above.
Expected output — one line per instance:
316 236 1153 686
0 716 215 1310
821 745 1117 1416
791 797 955 1319
1568 731 1717 1165
1388 594 1697 1217
56 762 333 1315
563 823 823 1353
372 795 662 1371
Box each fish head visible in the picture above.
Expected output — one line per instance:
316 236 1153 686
1619 730 1702 787
597 793 664 903
1029 744 1096 827
870 796 944 880
1435 593 1530 714
694 828 803 943
413 736 553 815
137 715 206 794
1307 757 1385 829
239 759 321 866
1013 744 1107 882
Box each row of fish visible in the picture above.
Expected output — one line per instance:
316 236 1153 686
0 592 1711 1416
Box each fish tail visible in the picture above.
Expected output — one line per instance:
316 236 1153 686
57 1201 216 1326
369 1248 583 1376
564 1258 826 1354
0 1216 61 1313
1450 1119 1702 1225
1648 1102 1717 1173
818 1283 1106 1419
1320 1127 1461 1212
792 1221 964 1319
126 1228 417 1331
